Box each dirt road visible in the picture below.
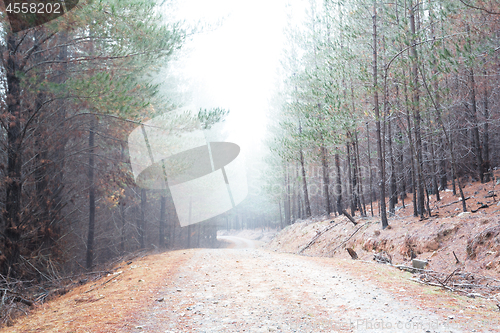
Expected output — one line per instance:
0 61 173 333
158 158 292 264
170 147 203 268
7 236 497 333
217 235 263 249
133 239 490 332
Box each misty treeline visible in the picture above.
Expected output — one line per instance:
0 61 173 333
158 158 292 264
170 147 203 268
266 0 500 228
0 0 229 285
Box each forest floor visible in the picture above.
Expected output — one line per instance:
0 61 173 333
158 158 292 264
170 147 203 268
3 174 500 332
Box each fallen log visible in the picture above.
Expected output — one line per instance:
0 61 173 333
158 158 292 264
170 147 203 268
439 197 471 209
342 209 357 225
471 203 488 213
484 191 496 199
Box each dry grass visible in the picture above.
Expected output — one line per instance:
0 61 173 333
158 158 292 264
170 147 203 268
2 250 193 332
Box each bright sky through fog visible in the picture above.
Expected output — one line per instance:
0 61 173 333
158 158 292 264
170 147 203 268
170 0 289 150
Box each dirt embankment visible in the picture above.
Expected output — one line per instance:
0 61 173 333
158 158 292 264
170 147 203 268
266 175 500 300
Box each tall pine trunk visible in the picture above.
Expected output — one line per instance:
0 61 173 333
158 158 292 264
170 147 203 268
388 114 397 216
410 2 425 218
483 68 491 182
320 143 331 215
335 153 343 215
159 195 166 248
366 123 374 216
3 33 23 275
373 0 388 228
139 189 146 249
86 116 96 270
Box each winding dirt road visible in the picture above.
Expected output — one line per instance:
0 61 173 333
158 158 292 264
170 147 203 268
130 237 495 333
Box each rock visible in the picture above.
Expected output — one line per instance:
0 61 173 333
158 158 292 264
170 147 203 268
156 297 164 302
412 259 428 269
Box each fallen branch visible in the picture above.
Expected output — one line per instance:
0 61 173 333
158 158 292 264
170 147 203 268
84 272 122 294
12 296 34 306
298 222 341 254
453 251 460 264
484 191 496 199
439 197 471 209
393 264 432 273
471 203 488 213
330 222 370 255
410 277 454 291
443 268 461 285
0 289 35 307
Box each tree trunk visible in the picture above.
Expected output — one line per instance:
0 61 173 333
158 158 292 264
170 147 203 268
410 2 425 218
428 115 440 201
159 195 166 248
373 0 388 228
366 123 374 216
355 132 367 216
86 116 96 270
398 129 406 208
298 151 311 218
320 143 331 215
283 167 288 225
278 201 283 229
403 67 418 217
347 140 355 216
118 198 125 250
469 69 484 183
3 33 23 275
482 69 491 182
298 120 312 217
335 153 343 215
285 164 292 224
388 113 397 216
139 189 146 249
